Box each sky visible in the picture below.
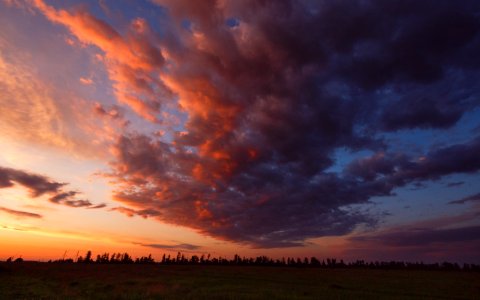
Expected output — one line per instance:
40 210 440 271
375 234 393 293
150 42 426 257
0 0 479 263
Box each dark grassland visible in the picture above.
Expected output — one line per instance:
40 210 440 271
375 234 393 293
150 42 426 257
0 262 479 299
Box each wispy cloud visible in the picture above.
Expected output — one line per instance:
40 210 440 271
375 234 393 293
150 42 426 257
449 192 480 205
31 0 169 123
0 206 42 218
351 226 480 247
446 181 465 188
345 208 480 263
0 36 119 159
79 77 93 85
138 242 200 251
0 166 106 209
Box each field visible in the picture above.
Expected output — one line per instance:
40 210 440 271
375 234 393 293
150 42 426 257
1 262 479 299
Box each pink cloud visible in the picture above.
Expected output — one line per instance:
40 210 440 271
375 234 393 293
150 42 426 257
31 0 169 123
79 76 93 85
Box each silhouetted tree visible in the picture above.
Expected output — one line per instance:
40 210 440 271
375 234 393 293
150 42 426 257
84 251 92 263
22 249 478 272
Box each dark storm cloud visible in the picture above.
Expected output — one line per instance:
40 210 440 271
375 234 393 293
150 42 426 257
338 2 480 88
0 166 105 209
449 193 480 205
346 137 480 184
109 134 387 247
0 206 43 219
90 0 480 247
109 134 480 248
380 96 464 131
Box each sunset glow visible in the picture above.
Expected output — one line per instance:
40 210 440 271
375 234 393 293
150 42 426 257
1 0 479 264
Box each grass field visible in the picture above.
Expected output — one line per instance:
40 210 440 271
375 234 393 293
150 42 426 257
1 262 479 299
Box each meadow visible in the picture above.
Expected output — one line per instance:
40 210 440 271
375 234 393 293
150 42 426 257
1 262 479 299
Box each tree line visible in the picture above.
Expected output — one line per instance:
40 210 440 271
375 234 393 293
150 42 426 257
4 252 479 271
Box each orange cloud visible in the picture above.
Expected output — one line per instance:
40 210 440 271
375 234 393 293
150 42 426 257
31 0 168 122
29 0 248 181
79 76 93 85
0 39 126 159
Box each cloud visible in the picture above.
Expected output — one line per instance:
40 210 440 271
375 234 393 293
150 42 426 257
88 203 107 209
106 126 480 248
449 193 480 205
0 166 65 197
0 36 120 159
446 181 465 188
346 225 480 263
345 207 480 263
0 46 76 153
103 1 480 247
107 133 378 247
79 77 93 85
93 103 124 121
24 1 480 247
31 0 170 123
138 242 200 251
111 206 161 218
0 166 105 209
351 225 480 247
0 206 43 218
380 96 464 131
51 196 95 208
345 137 480 184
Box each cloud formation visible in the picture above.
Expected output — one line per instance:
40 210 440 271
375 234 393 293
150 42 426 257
31 0 170 123
345 137 480 184
449 193 480 205
346 225 480 263
27 0 480 247
0 166 65 196
108 134 480 247
0 206 43 218
139 242 200 251
0 34 122 159
344 206 480 263
446 181 465 188
351 225 480 247
0 166 105 209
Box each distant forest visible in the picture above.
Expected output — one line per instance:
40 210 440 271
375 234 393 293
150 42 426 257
4 251 479 271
